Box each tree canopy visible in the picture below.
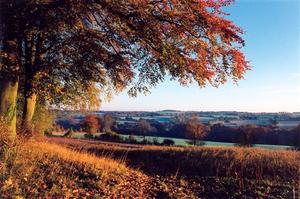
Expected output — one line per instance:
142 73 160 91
0 0 249 137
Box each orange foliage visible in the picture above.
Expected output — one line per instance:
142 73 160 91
82 114 100 134
2 0 249 104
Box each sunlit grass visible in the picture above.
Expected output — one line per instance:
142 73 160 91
30 141 128 173
50 138 300 182
0 139 148 198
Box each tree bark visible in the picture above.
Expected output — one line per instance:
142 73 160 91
22 93 37 130
0 79 19 139
0 3 21 140
21 32 38 133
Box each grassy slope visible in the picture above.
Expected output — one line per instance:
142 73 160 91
1 137 299 198
0 141 152 198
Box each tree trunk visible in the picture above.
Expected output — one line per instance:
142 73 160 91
21 34 37 134
22 93 37 130
0 4 21 140
0 79 19 139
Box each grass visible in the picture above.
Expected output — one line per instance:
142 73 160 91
47 137 300 198
1 127 299 198
49 137 300 181
0 140 151 198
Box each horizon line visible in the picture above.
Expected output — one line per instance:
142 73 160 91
54 109 300 114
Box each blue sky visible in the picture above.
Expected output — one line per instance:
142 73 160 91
101 0 300 112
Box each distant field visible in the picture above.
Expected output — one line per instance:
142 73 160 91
54 131 293 149
119 134 293 149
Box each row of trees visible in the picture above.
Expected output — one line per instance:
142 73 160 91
1 0 248 140
113 118 300 146
81 114 154 138
81 114 207 145
64 113 300 148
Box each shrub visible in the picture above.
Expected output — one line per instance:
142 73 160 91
185 140 205 146
63 130 74 138
141 138 152 145
44 128 53 137
100 131 122 142
152 138 160 145
84 133 95 139
162 139 175 146
127 134 138 144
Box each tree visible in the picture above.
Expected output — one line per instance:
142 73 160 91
81 114 100 134
10 2 107 129
1 1 108 134
1 1 123 139
270 119 279 128
186 116 207 146
292 125 300 150
1 0 249 139
103 114 115 133
162 139 175 146
236 125 257 147
138 119 151 140
0 1 21 138
173 113 188 124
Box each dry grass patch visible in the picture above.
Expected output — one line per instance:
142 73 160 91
30 141 128 173
0 140 151 198
141 145 300 179
49 138 300 182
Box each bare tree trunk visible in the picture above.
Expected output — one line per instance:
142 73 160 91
0 79 19 139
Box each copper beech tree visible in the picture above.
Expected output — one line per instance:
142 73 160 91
0 0 249 138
